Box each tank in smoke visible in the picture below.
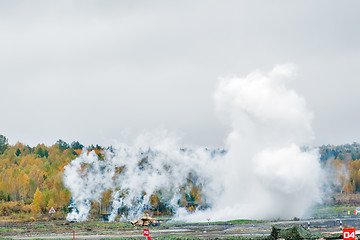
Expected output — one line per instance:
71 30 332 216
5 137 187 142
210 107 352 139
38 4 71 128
130 213 160 227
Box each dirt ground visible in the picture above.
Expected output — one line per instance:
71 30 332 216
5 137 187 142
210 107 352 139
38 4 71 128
1 217 356 240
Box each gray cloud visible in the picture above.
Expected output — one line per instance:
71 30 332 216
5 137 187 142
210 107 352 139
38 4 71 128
1 0 360 147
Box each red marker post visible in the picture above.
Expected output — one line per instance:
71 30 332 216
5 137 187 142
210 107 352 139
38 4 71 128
343 228 356 240
143 229 149 240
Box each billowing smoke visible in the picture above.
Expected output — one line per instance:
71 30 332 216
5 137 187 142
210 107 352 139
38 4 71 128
64 64 324 222
196 63 324 220
63 133 220 222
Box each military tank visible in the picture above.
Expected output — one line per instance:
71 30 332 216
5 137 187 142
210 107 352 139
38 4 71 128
130 213 160 227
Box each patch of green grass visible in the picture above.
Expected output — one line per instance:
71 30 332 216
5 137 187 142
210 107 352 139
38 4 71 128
312 205 355 218
0 228 22 233
156 235 200 240
219 237 269 240
87 221 129 227
166 219 264 226
30 239 72 240
33 224 46 228
100 238 142 240
98 237 269 240
216 219 265 224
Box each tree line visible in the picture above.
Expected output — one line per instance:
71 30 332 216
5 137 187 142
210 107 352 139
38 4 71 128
0 135 91 220
0 135 203 220
319 142 360 193
1 134 360 220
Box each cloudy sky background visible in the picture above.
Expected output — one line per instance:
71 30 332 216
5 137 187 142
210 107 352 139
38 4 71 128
1 0 359 147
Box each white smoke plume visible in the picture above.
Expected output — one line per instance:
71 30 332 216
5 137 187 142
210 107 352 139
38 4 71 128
196 63 324 220
63 132 220 222
64 64 324 222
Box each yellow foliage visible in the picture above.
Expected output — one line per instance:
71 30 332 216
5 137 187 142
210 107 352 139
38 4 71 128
150 194 160 209
47 199 55 211
32 188 44 214
0 204 10 216
187 205 195 212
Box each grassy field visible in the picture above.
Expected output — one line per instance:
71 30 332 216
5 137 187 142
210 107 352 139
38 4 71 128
1 204 359 240
0 237 270 240
312 205 358 218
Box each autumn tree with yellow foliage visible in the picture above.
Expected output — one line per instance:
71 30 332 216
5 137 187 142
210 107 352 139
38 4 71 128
31 188 43 214
3 135 360 220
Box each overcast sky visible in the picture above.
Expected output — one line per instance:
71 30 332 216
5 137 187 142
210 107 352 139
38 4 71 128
1 1 360 148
